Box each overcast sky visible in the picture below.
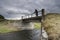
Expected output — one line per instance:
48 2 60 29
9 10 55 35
0 0 60 19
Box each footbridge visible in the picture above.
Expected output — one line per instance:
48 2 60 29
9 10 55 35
21 9 45 23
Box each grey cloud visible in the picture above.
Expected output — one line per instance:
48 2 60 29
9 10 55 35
0 0 60 19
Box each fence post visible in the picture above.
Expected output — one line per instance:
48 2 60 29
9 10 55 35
40 9 45 40
41 9 45 20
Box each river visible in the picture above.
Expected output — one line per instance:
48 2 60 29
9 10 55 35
0 29 48 40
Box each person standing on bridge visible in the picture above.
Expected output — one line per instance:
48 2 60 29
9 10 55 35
34 9 38 16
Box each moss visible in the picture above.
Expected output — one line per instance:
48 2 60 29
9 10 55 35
34 22 41 29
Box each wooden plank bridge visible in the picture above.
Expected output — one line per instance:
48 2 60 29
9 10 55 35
21 9 45 22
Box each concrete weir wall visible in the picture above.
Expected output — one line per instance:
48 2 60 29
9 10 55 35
21 22 35 30
8 20 35 30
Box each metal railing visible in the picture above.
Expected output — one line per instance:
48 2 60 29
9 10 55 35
21 9 43 19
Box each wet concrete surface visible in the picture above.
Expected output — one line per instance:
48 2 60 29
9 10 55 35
0 29 41 40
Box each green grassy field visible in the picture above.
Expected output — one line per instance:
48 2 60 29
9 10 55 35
34 23 41 29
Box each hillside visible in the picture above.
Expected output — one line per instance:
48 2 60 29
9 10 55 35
43 13 60 40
